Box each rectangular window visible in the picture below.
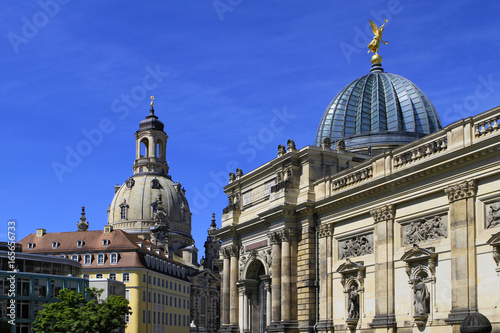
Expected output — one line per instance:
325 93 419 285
153 293 156 304
109 273 116 280
125 313 130 323
148 310 151 324
162 294 165 305
148 291 151 303
143 310 146 323
97 254 105 265
125 289 130 301
34 278 47 297
153 276 156 285
183 299 185 309
148 275 151 284
170 296 172 306
143 290 146 302
187 300 190 309
174 297 177 308
123 273 130 282
170 313 172 325
153 311 156 324
84 254 92 265
162 279 164 288
110 253 118 264
143 274 146 283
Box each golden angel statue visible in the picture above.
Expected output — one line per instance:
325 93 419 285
367 19 389 55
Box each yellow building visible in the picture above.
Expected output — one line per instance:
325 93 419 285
19 223 191 333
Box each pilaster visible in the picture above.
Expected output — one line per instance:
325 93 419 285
444 180 478 331
369 204 396 331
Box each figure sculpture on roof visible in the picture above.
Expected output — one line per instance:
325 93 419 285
367 19 389 55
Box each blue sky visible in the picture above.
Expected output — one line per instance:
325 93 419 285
1 1 499 255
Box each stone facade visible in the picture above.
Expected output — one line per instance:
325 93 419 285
215 105 500 333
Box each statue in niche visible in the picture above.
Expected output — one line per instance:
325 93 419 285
486 201 500 228
412 275 430 316
347 283 360 319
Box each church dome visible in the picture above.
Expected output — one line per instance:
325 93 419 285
314 63 442 153
108 175 191 238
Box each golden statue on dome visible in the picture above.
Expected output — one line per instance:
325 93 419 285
367 19 389 64
150 95 155 107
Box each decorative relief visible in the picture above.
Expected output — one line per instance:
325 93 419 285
402 216 447 246
370 204 395 223
318 224 334 238
486 201 500 229
264 248 272 268
239 250 257 278
338 234 373 259
444 179 476 202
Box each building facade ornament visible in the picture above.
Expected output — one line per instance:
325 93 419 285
402 216 447 245
370 204 395 223
486 201 500 229
337 260 365 328
339 234 373 259
318 223 334 238
444 179 477 203
278 144 286 157
268 230 282 245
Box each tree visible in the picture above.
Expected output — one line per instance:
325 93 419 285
33 288 131 333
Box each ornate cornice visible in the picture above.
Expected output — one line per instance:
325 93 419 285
318 223 334 238
444 179 476 203
370 204 395 223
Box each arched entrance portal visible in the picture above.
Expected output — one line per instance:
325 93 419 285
238 260 271 333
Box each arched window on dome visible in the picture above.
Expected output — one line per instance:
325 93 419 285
140 138 149 158
156 139 164 161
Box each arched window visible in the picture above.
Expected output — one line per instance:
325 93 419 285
140 138 149 158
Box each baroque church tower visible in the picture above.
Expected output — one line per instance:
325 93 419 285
107 97 197 263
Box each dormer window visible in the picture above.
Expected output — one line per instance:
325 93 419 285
84 254 92 265
52 242 59 249
71 254 79 262
110 253 118 265
28 243 35 249
119 200 129 220
97 254 105 265
145 254 151 267
151 178 161 189
77 240 84 248
102 239 110 246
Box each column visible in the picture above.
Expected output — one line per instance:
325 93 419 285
221 247 231 326
265 279 272 327
317 224 333 331
269 231 282 324
369 204 396 331
444 180 477 332
281 232 291 322
238 283 246 332
229 245 240 327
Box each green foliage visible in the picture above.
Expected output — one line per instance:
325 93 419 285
32 287 131 333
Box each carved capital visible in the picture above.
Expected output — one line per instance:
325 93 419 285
444 179 476 203
370 204 395 223
221 244 239 259
280 228 297 242
268 230 282 245
318 223 334 238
